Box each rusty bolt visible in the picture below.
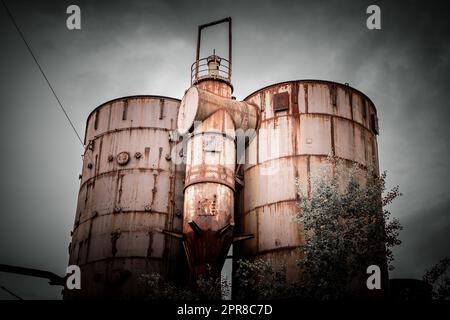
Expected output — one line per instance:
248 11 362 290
116 151 130 165
144 204 152 212
87 163 93 169
134 152 142 159
165 154 171 161
107 155 114 162
114 206 122 213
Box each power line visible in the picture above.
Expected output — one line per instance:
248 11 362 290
1 0 116 216
0 283 24 300
1 0 84 147
1 0 115 208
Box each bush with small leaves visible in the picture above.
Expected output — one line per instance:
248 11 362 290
423 257 450 300
295 156 402 299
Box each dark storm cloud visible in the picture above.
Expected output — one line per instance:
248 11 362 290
0 0 449 298
393 199 450 278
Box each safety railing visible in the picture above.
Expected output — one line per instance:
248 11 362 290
191 56 232 85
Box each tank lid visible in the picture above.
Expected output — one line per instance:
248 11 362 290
177 87 200 135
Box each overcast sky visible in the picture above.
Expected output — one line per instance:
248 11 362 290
0 0 449 299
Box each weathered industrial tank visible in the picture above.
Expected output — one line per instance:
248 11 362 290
65 95 186 299
236 80 380 281
174 17 259 281
63 17 386 299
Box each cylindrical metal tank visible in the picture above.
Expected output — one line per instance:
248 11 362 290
65 95 186 299
180 79 237 280
236 80 379 281
183 108 236 279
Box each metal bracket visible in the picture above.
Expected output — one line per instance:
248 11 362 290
232 234 255 243
216 223 234 238
0 264 65 286
158 228 186 240
188 220 203 236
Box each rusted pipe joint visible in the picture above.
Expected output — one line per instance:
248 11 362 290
177 86 260 135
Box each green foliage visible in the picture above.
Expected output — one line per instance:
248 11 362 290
140 273 193 300
233 259 297 300
423 257 450 300
141 260 295 300
295 156 402 299
139 269 226 300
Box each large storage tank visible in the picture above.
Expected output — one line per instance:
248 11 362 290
236 80 380 281
65 96 186 299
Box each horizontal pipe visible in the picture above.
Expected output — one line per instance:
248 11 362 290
0 264 65 286
177 86 259 134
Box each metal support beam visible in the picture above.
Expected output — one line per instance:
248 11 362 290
0 264 65 286
195 17 232 79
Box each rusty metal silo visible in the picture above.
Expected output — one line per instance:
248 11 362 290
65 96 186 299
174 17 259 281
236 80 380 281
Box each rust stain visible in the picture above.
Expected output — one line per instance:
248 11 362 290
110 229 121 257
146 231 153 258
349 92 354 121
291 82 299 115
330 84 337 110
94 110 99 130
159 98 164 120
84 216 94 264
304 84 309 114
122 100 128 120
330 116 335 156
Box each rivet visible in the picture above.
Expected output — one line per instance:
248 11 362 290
117 152 130 165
